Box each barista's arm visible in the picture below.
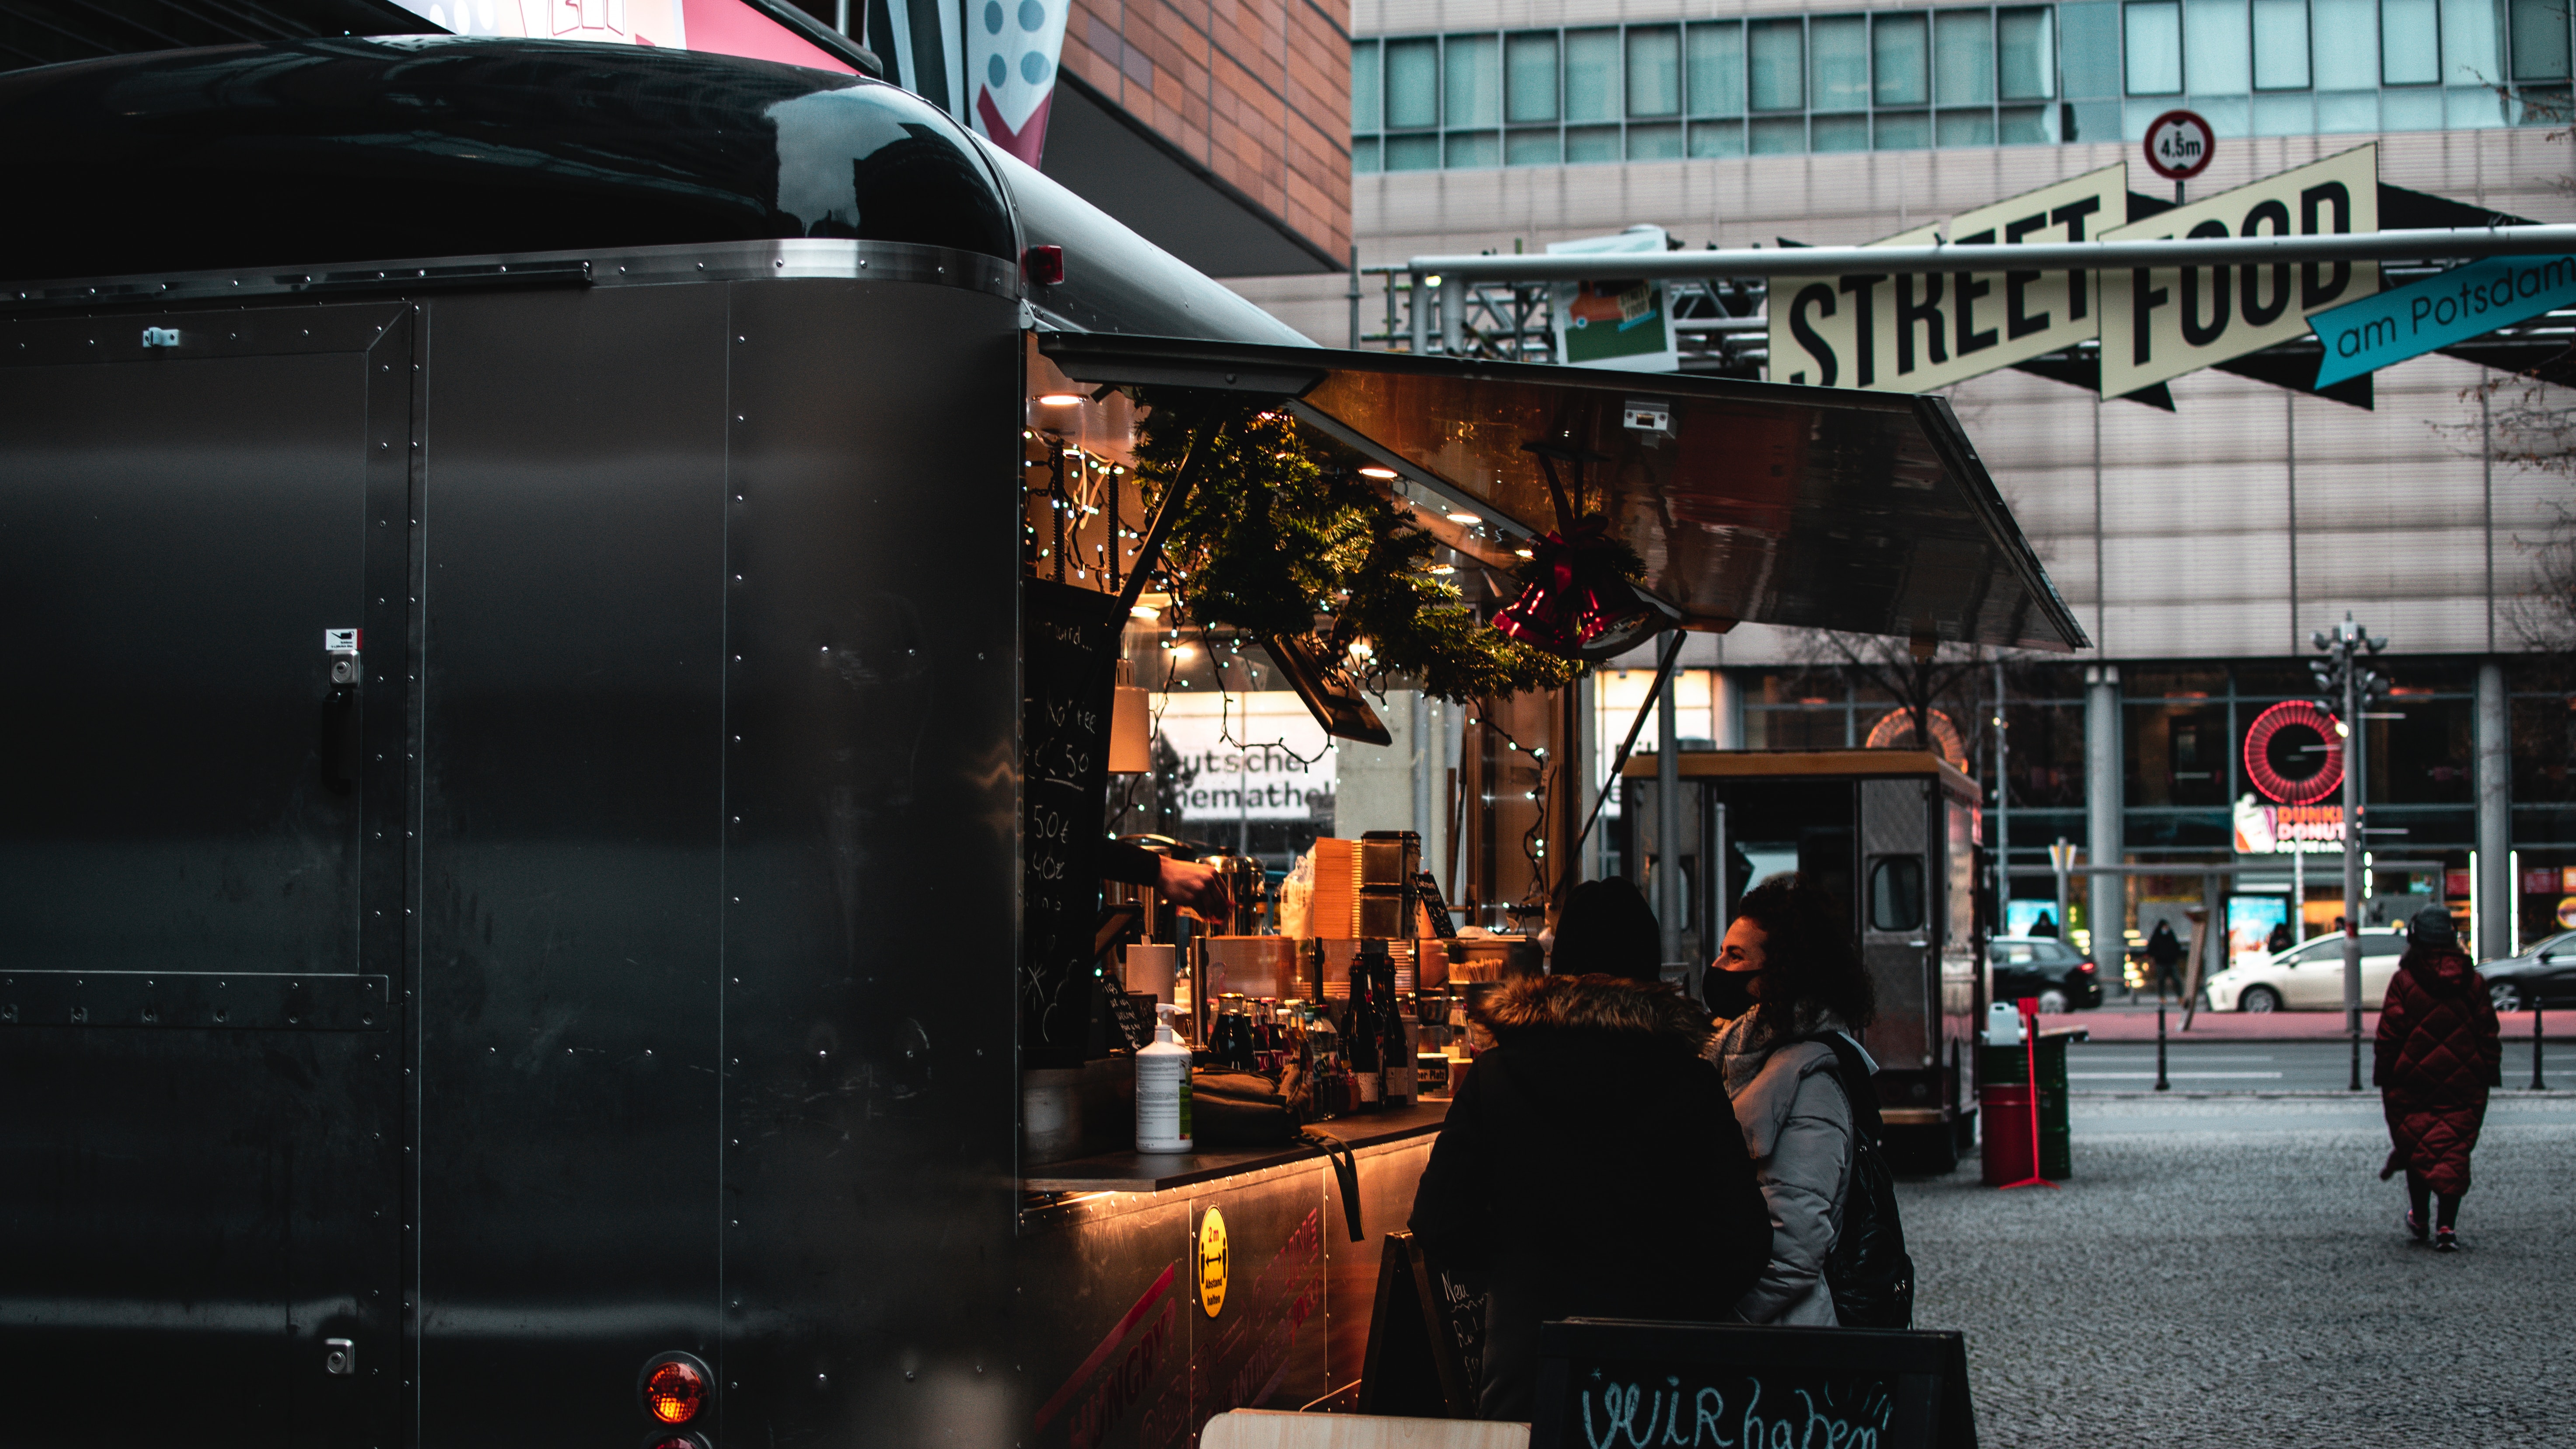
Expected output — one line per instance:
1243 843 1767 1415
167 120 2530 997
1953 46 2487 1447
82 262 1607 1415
1100 841 1232 919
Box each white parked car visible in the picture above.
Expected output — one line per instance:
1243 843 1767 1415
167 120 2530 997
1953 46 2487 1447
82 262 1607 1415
2204 930 2411 1012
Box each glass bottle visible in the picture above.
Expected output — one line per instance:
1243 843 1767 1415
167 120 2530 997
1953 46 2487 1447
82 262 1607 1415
1347 950 1384 1112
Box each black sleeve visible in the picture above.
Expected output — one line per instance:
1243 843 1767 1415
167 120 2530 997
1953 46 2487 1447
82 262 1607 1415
1101 840 1162 888
1408 1060 1497 1287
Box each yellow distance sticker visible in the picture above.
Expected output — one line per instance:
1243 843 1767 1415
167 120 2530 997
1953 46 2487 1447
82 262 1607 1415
1196 1208 1230 1319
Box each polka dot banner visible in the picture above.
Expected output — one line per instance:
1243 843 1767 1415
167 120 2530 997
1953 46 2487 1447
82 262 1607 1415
966 0 1067 165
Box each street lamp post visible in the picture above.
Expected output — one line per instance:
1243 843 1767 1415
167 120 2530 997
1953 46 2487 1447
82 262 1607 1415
2311 614 2388 1092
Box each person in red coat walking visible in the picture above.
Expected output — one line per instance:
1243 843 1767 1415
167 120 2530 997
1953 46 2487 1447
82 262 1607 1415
2374 905 2502 1251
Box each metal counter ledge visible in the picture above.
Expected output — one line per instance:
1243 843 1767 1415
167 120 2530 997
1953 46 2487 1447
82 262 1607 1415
1022 1099 1451 1194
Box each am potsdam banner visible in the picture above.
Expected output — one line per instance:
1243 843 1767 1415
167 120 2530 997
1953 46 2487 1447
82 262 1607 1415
2307 253 2576 388
2098 145 2379 396
1768 164 2129 393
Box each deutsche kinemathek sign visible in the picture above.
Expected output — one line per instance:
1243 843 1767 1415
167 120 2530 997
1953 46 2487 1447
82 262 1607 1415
2307 252 2576 388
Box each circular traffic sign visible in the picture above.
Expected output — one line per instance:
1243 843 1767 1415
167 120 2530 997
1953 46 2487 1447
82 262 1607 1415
2143 109 2214 181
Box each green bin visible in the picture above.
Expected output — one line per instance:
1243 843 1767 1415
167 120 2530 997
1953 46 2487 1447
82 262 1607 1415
1977 1027 2081 1180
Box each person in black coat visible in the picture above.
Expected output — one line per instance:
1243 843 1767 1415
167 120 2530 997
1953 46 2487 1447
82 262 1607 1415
1546 876 1663 980
2145 920 2186 999
1407 971 1772 1420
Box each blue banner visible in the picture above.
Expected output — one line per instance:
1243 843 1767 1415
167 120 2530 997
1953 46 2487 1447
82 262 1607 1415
2310 254 2576 388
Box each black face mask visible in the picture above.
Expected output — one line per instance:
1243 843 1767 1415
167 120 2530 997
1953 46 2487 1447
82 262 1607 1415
1704 969 1758 1020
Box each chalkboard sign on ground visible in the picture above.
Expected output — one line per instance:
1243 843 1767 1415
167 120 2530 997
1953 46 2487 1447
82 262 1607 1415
1532 1319 1976 1449
1356 1231 1483 1419
1022 580 1130 1068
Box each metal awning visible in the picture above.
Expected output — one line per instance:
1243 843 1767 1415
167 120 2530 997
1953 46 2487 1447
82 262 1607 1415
1040 332 2088 653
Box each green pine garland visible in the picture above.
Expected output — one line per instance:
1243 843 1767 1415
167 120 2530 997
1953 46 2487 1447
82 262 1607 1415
1131 392 1580 703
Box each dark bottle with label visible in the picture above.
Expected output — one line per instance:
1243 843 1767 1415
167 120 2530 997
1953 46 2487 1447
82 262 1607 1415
1346 950 1385 1112
1375 946 1415 1105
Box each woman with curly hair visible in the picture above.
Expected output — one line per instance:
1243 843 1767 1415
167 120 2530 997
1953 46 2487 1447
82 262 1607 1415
1705 872 1878 1325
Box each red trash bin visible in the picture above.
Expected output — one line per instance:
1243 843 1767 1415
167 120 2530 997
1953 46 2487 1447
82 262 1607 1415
1980 1084 2036 1186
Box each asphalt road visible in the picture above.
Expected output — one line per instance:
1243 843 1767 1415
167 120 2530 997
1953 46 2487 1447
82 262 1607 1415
2059 1038 2566 1092
1898 1097 2576 1447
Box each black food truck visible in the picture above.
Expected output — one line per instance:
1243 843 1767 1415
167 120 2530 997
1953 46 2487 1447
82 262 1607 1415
0 34 2084 1449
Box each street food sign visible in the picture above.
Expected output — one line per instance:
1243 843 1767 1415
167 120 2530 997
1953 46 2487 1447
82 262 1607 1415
2309 252 2576 388
2099 146 2380 396
1770 164 2128 392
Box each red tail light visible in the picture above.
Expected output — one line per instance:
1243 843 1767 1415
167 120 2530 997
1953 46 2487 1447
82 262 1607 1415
1023 245 1065 285
641 1355 708 1425
2079 963 2097 973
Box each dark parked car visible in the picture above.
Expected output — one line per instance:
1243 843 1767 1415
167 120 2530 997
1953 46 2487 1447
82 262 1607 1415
2477 929 2576 1011
1990 935 2103 1012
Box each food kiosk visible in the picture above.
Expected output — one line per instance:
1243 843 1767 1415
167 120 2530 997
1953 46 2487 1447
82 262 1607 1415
0 36 2081 1449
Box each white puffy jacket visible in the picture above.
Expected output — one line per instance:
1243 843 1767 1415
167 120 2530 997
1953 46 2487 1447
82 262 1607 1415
1711 1007 1853 1326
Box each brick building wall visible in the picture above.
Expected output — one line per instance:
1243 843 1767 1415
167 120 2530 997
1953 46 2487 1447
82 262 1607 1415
1058 0 1354 262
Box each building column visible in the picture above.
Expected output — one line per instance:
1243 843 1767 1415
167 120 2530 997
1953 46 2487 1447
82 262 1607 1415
1710 669 1745 750
2477 660 2510 957
2085 664 2124 983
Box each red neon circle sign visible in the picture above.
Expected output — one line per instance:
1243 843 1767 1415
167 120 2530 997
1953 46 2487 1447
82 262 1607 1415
2243 700 2343 803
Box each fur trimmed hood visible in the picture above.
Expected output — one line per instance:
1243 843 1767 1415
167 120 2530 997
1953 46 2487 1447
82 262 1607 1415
1470 973 1714 1052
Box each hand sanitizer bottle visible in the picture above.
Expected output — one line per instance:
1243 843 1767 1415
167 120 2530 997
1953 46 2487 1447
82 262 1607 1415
1136 1002 1194 1153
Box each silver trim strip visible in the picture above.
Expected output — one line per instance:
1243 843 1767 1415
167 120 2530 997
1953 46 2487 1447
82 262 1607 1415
3 239 1019 314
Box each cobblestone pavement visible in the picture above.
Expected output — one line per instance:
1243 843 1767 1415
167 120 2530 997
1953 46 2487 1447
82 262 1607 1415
1896 1097 2576 1448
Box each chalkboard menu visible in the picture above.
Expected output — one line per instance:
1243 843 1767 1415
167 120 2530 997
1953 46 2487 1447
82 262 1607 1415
1532 1319 1976 1449
1022 580 1129 1069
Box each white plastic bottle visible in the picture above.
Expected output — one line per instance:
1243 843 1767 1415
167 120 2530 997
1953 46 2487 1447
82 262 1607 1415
1135 1002 1194 1153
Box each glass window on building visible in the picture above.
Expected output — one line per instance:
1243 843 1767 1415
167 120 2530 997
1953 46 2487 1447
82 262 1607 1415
1385 37 1438 129
1566 124 1623 160
2127 0 2185 92
1876 108 1934 146
1939 108 1999 142
2441 0 2503 85
1813 113 1871 147
2512 0 2571 79
1689 22 1748 114
1875 13 1931 104
1629 26 1682 116
1506 32 1559 123
1352 40 1382 131
1938 8 1999 101
1812 16 1871 110
2187 0 2253 92
1630 122 1686 157
1750 19 1807 110
2383 0 2442 81
2060 0 2122 93
1507 128 1563 164
1565 28 1622 122
1999 7 2058 97
1445 35 1500 132
2312 0 2381 85
2252 0 2311 87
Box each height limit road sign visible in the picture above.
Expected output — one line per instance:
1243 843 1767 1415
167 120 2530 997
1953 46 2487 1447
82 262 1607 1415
2144 109 2215 182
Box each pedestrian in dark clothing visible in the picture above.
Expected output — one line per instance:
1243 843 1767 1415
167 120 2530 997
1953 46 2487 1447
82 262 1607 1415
2267 920 2296 954
1547 877 1663 982
2145 921 2185 998
2375 905 2501 1251
2028 911 2060 939
1409 973 1772 1420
